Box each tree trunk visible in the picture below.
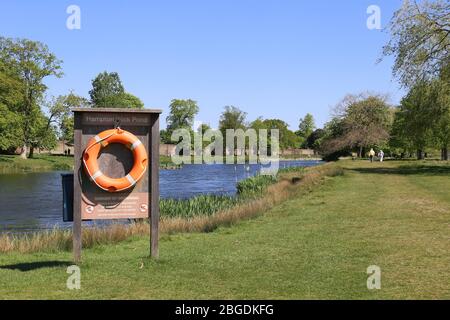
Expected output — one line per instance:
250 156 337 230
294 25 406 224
416 149 423 160
20 144 27 159
29 146 34 158
358 146 363 158
442 148 449 161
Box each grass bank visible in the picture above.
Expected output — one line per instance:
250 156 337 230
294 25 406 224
0 160 449 299
0 154 74 172
0 154 180 173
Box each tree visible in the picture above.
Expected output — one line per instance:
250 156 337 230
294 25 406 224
166 99 199 132
250 118 300 151
96 92 144 109
382 0 450 87
219 106 247 134
319 117 350 161
164 99 199 147
262 119 298 150
47 92 89 146
0 104 22 152
431 67 450 160
218 106 248 155
160 129 171 144
194 123 213 150
388 108 415 157
89 71 124 106
197 123 211 135
305 128 326 151
89 71 144 108
394 66 450 160
296 113 316 147
344 95 393 157
320 94 393 158
61 115 74 144
28 108 58 156
0 60 23 152
393 83 435 159
0 37 63 158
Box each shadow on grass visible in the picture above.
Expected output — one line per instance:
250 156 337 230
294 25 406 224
348 165 450 176
0 261 72 272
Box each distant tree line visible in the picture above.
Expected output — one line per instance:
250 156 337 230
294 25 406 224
160 98 320 154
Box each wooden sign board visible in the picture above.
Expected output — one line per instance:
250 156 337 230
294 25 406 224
72 108 161 262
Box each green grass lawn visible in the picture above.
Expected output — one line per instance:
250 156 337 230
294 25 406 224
0 154 74 172
0 160 449 299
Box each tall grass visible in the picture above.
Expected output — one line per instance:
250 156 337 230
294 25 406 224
236 174 278 197
161 195 241 218
0 163 342 253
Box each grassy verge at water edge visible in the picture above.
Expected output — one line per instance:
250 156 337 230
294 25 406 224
0 154 179 173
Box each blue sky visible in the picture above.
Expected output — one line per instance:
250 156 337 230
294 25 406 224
0 0 405 129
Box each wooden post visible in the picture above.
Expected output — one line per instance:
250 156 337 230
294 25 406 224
150 114 160 259
73 113 82 263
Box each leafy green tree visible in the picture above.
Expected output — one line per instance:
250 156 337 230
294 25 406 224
0 60 23 152
296 113 316 147
219 106 247 136
89 71 124 105
0 37 63 158
160 129 171 144
0 104 22 152
166 99 199 132
193 123 213 150
305 128 326 150
61 115 74 144
89 71 144 108
394 83 435 159
262 119 299 150
250 118 300 151
344 95 393 157
382 0 450 87
197 123 211 135
318 117 350 161
388 108 415 157
97 92 144 109
28 108 58 155
47 92 89 145
320 94 393 158
431 67 450 160
164 99 199 147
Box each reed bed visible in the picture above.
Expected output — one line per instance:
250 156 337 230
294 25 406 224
161 195 241 218
0 163 343 253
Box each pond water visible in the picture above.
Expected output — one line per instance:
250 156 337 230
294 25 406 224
0 160 322 232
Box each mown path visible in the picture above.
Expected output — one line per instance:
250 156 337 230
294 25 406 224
0 160 449 299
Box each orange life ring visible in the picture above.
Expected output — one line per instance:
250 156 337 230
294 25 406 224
83 128 148 192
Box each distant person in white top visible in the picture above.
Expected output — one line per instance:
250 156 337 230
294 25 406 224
378 150 384 162
369 148 375 163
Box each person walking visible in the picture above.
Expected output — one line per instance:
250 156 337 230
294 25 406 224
378 150 384 162
369 148 375 163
